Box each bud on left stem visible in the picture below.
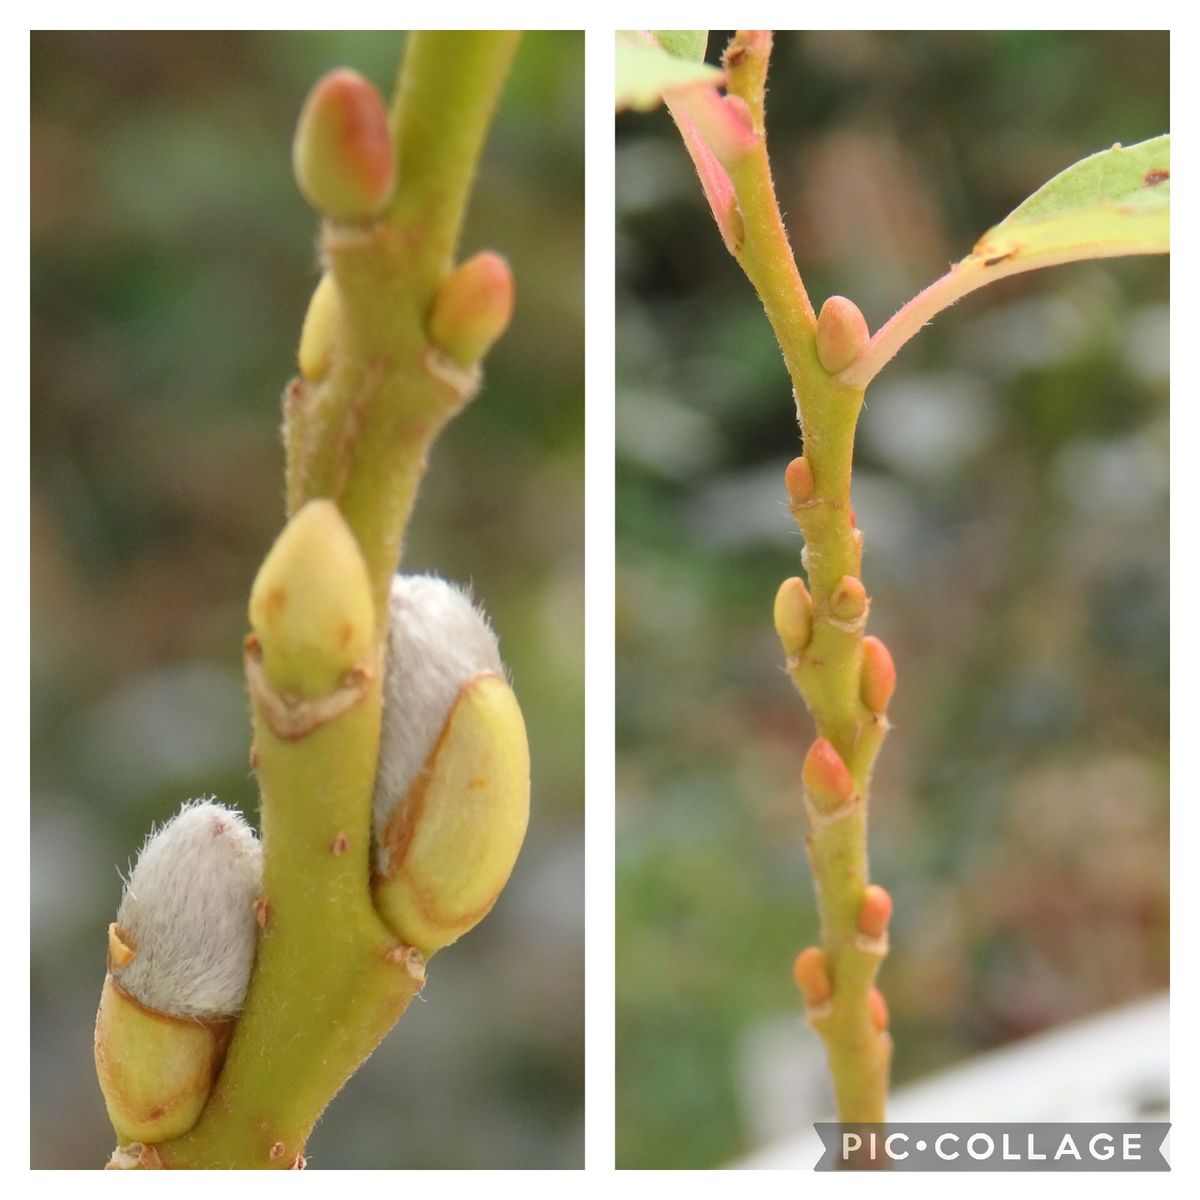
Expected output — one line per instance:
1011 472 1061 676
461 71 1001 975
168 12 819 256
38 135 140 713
248 500 374 698
371 575 530 957
94 802 262 1144
428 251 515 367
293 68 396 222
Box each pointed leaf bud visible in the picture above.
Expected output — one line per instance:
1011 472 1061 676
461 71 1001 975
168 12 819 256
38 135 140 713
784 456 814 508
298 272 341 383
803 738 854 812
816 295 869 375
860 635 896 713
792 946 831 1005
428 251 515 367
293 68 396 222
830 575 867 622
869 986 890 1033
94 802 262 1143
857 884 893 940
372 576 530 957
773 576 813 657
248 500 374 698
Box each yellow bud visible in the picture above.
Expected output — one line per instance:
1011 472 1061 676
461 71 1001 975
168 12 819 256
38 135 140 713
292 68 396 221
374 673 530 956
816 295 869 375
298 273 341 382
773 576 813 656
428 251 515 366
94 974 231 1144
248 500 374 697
830 575 868 623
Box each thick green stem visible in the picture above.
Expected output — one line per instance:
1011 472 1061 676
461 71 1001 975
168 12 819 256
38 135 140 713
110 33 520 1168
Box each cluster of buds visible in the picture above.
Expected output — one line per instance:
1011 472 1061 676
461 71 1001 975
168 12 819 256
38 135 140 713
244 500 531 960
96 501 530 1149
792 882 894 1028
291 67 515 393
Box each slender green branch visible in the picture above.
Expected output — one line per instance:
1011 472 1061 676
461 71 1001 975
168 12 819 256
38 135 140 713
722 33 817 355
677 30 893 1131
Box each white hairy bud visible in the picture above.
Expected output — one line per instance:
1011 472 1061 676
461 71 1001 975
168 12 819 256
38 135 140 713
372 575 503 873
113 800 262 1018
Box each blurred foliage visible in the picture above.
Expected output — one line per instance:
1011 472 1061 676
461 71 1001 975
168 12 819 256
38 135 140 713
31 30 583 1169
617 30 1168 1169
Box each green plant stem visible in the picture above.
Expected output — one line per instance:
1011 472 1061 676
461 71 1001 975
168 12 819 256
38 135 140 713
719 30 892 1126
292 30 520 624
118 32 519 1168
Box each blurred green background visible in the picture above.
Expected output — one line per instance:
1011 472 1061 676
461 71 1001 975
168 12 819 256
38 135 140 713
31 31 583 1169
617 30 1168 1169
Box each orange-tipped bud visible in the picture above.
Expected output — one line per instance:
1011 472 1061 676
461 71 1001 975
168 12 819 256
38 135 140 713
869 986 889 1032
792 946 831 1005
773 576 812 657
830 575 867 622
860 636 896 713
857 884 893 939
803 738 854 811
428 251 515 366
816 295 869 375
293 68 396 221
784 456 814 507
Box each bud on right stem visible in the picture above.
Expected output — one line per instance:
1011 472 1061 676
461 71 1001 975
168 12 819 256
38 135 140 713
793 946 831 1007
859 636 896 713
815 295 869 375
857 884 893 940
802 738 855 813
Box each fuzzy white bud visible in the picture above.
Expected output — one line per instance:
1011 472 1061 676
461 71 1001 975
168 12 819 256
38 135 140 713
372 575 503 873
113 800 262 1019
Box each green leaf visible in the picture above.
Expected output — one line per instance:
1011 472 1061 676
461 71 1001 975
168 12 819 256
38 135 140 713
842 135 1170 389
975 134 1169 263
616 31 723 112
652 31 708 63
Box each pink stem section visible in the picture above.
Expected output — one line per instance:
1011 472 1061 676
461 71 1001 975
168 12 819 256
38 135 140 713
664 94 742 254
839 239 1169 390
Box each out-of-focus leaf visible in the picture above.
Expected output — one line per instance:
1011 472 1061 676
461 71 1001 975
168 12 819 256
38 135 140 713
652 31 708 63
616 31 722 112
